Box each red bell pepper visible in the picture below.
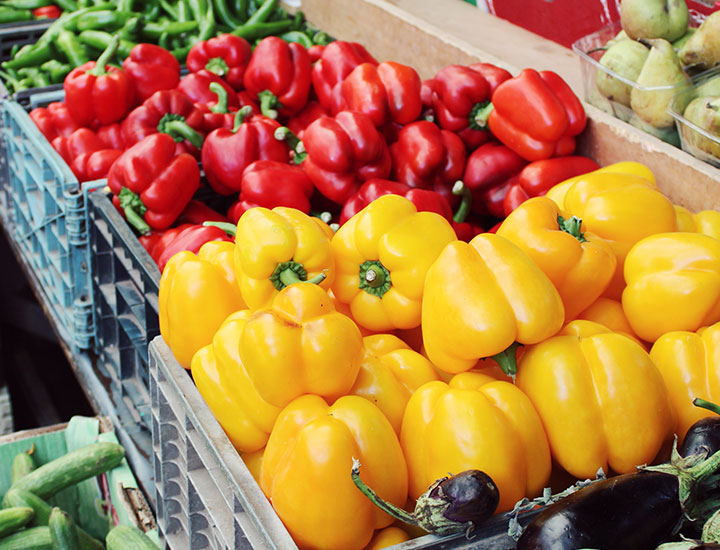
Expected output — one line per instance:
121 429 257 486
149 223 233 272
311 41 378 114
122 43 180 103
70 149 122 183
300 110 392 204
197 82 240 133
51 127 103 165
468 63 513 94
241 160 315 213
308 44 325 63
176 70 239 110
518 156 600 197
339 61 422 127
243 36 311 119
227 198 257 223
201 107 290 196
30 102 81 142
96 123 126 150
186 34 252 91
32 5 61 18
107 133 200 234
286 100 328 139
63 37 134 127
502 181 531 216
462 141 527 214
482 175 517 219
176 200 230 226
487 69 587 161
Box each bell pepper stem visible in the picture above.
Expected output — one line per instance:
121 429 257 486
203 221 237 236
87 35 119 76
491 342 521 377
471 100 494 131
694 398 720 416
118 187 151 236
269 260 325 290
557 215 587 243
452 181 473 224
209 82 230 114
274 126 306 164
351 458 418 526
358 260 391 298
205 56 230 77
160 119 205 149
279 268 326 287
258 89 281 119
232 106 254 132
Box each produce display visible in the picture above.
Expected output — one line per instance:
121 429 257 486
0 0 62 24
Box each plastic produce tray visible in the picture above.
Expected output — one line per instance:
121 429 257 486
149 336 538 550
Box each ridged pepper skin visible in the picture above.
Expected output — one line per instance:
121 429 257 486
186 34 252 91
244 37 311 119
122 43 180 103
576 297 645 347
400 373 551 512
159 242 246 369
240 160 315 213
516 320 673 479
177 70 240 110
496 196 616 321
351 334 440 434
422 234 564 375
29 102 80 141
650 322 720 442
70 148 122 184
191 310 281 453
302 110 393 204
150 224 233 273
239 284 363 408
260 394 408 550
331 195 457 332
233 207 335 310
675 205 720 240
622 233 720 343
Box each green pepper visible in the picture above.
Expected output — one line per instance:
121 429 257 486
232 0 247 19
244 0 276 26
0 6 33 23
279 30 313 49
142 0 161 20
77 30 135 59
40 59 72 83
18 67 50 88
157 0 179 19
119 16 143 41
212 0 244 27
231 18 291 40
0 0 50 7
75 10 134 31
141 20 198 38
2 42 53 69
312 30 332 46
53 0 78 10
56 29 90 67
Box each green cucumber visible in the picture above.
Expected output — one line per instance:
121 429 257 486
0 507 34 538
2 490 103 550
48 508 80 550
105 525 160 550
10 449 36 485
9 442 125 500
0 526 52 550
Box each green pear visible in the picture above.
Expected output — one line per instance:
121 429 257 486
681 95 720 159
621 0 689 42
672 27 696 51
679 11 720 70
606 30 631 49
630 38 691 128
696 75 720 98
628 114 681 146
596 39 650 107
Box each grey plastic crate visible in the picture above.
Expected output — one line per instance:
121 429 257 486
149 336 538 550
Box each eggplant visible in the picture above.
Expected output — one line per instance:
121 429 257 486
681 399 720 458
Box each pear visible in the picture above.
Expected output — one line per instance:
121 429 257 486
696 75 720 98
630 38 691 128
682 96 720 160
606 30 631 49
679 11 720 70
628 114 681 146
672 28 696 52
621 0 689 42
596 39 650 107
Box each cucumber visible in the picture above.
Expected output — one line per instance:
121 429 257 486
10 450 36 485
9 442 125 500
0 526 52 550
0 507 34 538
105 525 160 550
2 490 103 550
48 508 80 550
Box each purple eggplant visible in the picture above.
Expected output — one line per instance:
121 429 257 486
681 399 720 459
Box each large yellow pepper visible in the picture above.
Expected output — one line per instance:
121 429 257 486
622 232 720 343
516 320 672 479
400 373 551 513
497 196 616 321
650 322 720 441
675 205 720 240
190 310 280 453
159 241 245 368
234 207 334 310
575 297 646 348
260 394 408 550
331 194 457 332
238 283 363 407
421 234 564 375
350 334 439 434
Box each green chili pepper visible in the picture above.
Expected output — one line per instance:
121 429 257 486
14 77 34 92
0 0 50 8
119 16 143 41
231 18 291 40
9 44 19 58
53 0 78 9
312 30 332 46
231 0 247 21
77 30 135 59
141 20 198 38
36 3 113 42
116 0 132 10
143 0 160 20
18 67 50 88
289 10 305 30
0 6 33 23
279 30 313 48
158 31 170 50
75 10 134 31
56 29 90 67
177 0 189 21
2 42 53 69
157 0 179 19
212 0 244 27
244 0 276 26
40 59 72 83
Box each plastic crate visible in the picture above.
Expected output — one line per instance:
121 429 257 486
0 19 53 65
149 336 539 550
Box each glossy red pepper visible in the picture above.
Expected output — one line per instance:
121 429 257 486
30 102 81 141
226 198 258 223
150 223 233 272
463 141 527 215
197 82 240 133
339 61 422 127
30 107 60 141
240 160 315 213
201 107 290 195
63 37 134 127
186 34 252 91
311 41 378 114
51 127 103 165
487 69 587 161
308 44 325 63
96 123 126 150
177 70 239 110
301 110 392 204
469 63 513 93
107 133 200 234
32 5 61 18
287 100 328 139
502 181 531 216
244 36 311 119
518 156 600 197
70 148 122 183
481 175 517 219
176 200 230 226
122 43 180 104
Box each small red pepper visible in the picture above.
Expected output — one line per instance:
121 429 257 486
311 41 378 114
502 181 531 216
70 148 122 183
468 63 513 94
481 175 517 219
122 43 180 104
201 107 290 196
29 102 81 142
96 123 126 150
176 200 230 226
339 61 422 127
63 37 134 127
241 160 315 213
487 69 587 161
51 127 103 165
243 36 311 119
150 223 233 272
32 5 61 18
30 107 60 141
518 156 600 197
176 70 239 110
107 133 200 234
308 44 325 63
186 34 252 91
226 198 258 223
286 100 328 139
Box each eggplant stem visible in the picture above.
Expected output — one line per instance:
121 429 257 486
351 458 418 526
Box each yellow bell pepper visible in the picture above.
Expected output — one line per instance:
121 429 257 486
350 334 439 434
674 205 720 240
623 232 720 343
260 394 408 550
497 196 616 321
365 526 410 549
233 206 335 310
331 194 457 332
650 321 720 441
576 297 646 348
516 320 673 479
239 283 363 408
422 234 564 375
159 241 245 368
400 373 551 513
241 448 264 485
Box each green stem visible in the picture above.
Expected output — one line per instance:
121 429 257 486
118 188 151 235
557 215 587 243
470 100 493 131
203 221 237 236
269 260 325 290
232 106 254 132
358 260 391 298
694 398 720 416
279 269 326 287
274 126 306 163
160 120 204 148
87 35 118 76
491 342 521 377
258 89 280 119
205 56 229 78
351 458 418 526
452 181 472 224
209 82 229 114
